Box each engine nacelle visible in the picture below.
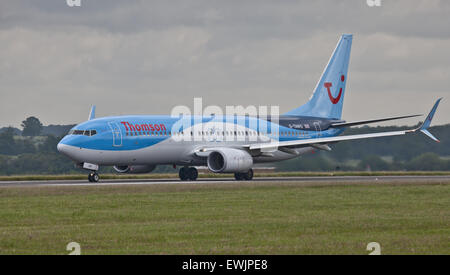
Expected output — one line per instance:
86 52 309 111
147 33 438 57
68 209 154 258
113 165 156 174
207 148 253 173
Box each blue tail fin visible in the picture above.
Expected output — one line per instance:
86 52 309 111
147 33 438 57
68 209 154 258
284 34 353 119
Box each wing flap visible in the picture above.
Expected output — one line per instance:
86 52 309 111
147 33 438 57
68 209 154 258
248 130 409 150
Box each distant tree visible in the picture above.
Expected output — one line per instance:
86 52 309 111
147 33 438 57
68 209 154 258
275 153 336 172
0 126 16 155
1 126 15 139
39 135 61 153
16 138 36 154
406 153 449 171
357 155 391 171
21 117 43 136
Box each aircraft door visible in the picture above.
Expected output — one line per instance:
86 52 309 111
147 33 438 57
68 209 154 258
313 121 321 137
108 122 123 147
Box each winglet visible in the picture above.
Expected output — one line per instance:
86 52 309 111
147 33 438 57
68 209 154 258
418 98 442 142
421 129 440 142
88 105 96 120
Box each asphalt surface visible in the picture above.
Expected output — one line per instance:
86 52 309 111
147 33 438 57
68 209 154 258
0 175 449 187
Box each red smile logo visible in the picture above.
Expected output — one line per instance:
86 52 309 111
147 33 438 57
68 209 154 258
324 75 345 104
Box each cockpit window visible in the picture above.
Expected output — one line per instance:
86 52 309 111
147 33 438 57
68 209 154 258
68 129 97 136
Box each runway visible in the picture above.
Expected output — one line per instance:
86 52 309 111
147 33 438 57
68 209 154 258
1 175 450 188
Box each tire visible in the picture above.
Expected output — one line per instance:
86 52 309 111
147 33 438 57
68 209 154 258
234 173 244 180
188 167 198 181
243 169 254 181
88 172 99 182
179 167 188 181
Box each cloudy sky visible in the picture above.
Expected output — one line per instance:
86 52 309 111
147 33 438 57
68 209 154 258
1 0 449 128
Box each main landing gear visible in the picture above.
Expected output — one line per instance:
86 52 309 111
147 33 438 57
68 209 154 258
178 167 254 181
179 167 198 181
234 169 253 181
88 172 99 182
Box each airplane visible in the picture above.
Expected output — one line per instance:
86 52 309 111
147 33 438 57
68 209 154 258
57 34 442 182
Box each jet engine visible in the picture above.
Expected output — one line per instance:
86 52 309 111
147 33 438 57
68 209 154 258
113 165 156 174
207 148 253 173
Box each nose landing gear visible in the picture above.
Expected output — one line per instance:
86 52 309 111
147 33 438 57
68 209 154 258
79 162 100 183
179 167 198 181
88 172 99 182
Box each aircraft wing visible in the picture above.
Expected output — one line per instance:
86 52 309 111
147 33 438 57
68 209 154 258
247 98 442 151
247 130 410 150
330 114 422 128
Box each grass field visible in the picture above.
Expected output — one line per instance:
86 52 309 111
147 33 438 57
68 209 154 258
0 180 449 254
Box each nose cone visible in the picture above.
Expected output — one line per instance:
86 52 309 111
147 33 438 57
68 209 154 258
57 135 77 158
58 135 86 163
57 142 70 156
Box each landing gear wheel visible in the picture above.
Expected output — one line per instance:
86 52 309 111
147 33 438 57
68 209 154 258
234 173 244 181
234 169 253 181
88 172 99 183
179 167 188 181
243 169 253 180
187 167 198 181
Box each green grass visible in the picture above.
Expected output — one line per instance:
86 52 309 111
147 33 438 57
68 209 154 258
0 180 449 254
1 171 450 181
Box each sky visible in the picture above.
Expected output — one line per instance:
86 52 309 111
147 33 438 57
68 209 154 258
0 0 449 128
